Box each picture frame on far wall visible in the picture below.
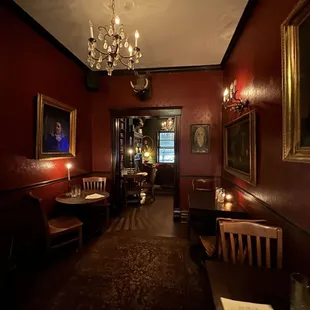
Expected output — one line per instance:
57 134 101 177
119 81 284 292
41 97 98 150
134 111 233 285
36 94 77 160
224 110 256 185
190 124 210 153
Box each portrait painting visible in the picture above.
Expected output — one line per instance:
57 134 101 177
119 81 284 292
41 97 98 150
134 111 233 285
224 110 256 185
190 124 210 153
36 94 77 159
142 135 154 153
282 0 310 162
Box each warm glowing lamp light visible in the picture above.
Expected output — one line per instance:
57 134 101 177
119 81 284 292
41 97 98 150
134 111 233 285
225 193 233 202
128 148 134 155
144 151 150 158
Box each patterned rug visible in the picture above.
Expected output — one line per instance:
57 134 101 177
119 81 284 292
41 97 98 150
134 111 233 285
39 234 213 310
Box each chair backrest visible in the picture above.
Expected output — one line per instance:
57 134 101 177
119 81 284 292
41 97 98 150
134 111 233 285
123 175 143 193
214 218 267 258
219 221 283 269
83 177 106 192
192 178 215 191
16 193 50 258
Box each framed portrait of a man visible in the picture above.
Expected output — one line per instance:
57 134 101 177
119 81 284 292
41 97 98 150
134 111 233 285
36 94 77 160
190 124 210 153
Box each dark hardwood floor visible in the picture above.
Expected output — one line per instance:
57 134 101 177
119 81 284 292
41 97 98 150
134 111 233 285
3 194 213 310
107 195 187 238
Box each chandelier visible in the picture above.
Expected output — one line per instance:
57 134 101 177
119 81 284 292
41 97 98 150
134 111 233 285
87 0 142 75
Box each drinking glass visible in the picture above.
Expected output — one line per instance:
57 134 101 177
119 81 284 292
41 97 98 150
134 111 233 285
291 273 310 309
71 185 81 198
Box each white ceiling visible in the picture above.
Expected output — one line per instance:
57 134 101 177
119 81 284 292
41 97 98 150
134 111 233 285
15 0 248 70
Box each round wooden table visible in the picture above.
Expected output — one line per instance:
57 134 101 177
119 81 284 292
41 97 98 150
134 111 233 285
56 190 110 205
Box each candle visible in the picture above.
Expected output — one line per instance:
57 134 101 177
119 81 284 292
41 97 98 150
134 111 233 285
66 163 72 181
135 30 139 47
89 20 94 38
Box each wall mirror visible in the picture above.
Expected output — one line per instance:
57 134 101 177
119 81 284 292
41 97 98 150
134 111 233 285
282 0 310 162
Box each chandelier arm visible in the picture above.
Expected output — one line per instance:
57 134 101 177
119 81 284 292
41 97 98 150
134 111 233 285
118 51 138 59
93 47 109 56
119 58 131 69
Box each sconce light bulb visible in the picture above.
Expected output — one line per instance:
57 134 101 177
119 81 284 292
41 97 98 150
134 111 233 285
144 151 150 158
66 163 72 169
128 45 133 53
128 148 134 155
223 88 229 97
225 193 233 201
135 30 140 39
115 15 120 25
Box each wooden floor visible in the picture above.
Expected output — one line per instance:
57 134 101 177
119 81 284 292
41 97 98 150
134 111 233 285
107 195 187 238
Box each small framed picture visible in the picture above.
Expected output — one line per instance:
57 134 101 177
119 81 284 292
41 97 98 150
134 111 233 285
190 124 210 153
36 94 77 160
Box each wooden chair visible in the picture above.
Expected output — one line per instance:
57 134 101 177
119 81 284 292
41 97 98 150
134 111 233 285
219 221 283 269
83 177 106 192
83 177 110 224
123 175 144 208
199 218 267 259
23 193 83 253
141 167 158 201
192 178 215 191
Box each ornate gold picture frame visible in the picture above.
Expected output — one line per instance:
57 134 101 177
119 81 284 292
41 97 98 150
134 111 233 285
36 94 77 160
282 0 310 162
224 110 256 185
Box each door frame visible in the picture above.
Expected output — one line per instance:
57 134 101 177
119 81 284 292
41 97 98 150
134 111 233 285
110 107 182 220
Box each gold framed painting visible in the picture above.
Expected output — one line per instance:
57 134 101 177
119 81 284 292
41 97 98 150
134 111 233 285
224 110 256 185
282 0 310 162
36 94 77 160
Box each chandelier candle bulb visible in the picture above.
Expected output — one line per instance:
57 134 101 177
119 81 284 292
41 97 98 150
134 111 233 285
128 45 133 56
89 21 94 38
135 30 139 47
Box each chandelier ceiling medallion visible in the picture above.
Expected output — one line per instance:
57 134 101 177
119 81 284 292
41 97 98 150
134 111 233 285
87 0 142 75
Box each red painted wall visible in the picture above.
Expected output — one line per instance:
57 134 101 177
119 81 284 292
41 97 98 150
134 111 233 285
222 0 310 232
0 6 92 198
91 71 223 210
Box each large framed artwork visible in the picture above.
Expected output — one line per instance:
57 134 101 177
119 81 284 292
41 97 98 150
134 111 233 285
282 0 310 162
190 124 210 153
36 94 77 160
224 110 256 185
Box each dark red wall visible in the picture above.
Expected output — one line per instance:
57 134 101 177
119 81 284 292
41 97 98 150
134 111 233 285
0 7 91 191
0 5 92 201
91 71 223 210
222 0 310 263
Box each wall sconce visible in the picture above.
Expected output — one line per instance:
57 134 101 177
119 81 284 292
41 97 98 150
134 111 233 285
161 117 174 131
223 80 248 114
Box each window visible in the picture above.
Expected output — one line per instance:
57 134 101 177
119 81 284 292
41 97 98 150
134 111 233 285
158 131 175 163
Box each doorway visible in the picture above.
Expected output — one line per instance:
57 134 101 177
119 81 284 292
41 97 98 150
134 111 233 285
110 107 182 223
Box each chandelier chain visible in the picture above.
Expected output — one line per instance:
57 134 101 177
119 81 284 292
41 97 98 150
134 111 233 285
112 0 115 16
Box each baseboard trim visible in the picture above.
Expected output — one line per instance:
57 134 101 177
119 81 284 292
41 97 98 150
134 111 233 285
222 177 310 238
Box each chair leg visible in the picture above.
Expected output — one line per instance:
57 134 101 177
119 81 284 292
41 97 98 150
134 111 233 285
78 227 83 251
